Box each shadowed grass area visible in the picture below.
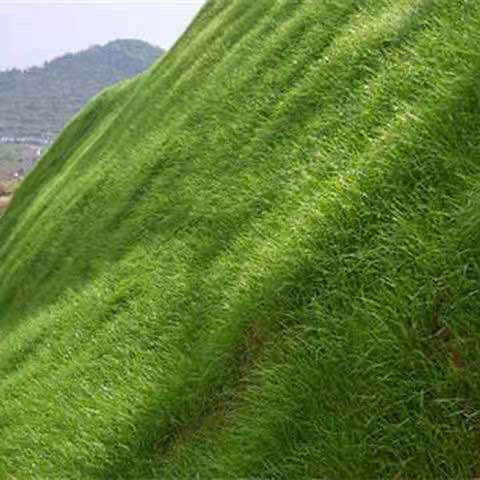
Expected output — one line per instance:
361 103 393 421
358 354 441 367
0 0 480 478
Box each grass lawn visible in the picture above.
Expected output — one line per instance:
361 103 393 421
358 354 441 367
0 1 479 478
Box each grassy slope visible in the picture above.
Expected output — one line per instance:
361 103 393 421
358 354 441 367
0 0 480 478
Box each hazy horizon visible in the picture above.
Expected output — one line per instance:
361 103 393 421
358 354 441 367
0 1 206 71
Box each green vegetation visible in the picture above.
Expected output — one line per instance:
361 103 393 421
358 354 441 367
1 1 480 478
0 39 163 139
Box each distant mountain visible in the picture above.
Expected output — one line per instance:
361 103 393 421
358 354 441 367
0 39 164 141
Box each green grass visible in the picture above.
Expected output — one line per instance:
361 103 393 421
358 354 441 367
0 0 480 478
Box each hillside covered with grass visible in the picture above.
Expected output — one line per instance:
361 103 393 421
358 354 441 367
1 1 480 478
0 39 163 139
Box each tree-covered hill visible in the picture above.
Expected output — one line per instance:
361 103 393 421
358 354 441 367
0 39 163 140
1 1 480 478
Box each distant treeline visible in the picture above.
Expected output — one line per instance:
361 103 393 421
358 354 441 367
0 39 163 139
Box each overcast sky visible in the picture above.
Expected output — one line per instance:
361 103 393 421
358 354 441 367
0 1 206 70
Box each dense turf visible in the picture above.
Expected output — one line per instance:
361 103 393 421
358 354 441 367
1 0 480 478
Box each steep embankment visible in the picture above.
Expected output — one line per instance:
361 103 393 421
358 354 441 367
1 1 480 478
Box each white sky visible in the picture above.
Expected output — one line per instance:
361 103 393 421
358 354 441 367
0 1 206 70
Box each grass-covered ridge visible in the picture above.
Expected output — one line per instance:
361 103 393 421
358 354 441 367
1 0 480 477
